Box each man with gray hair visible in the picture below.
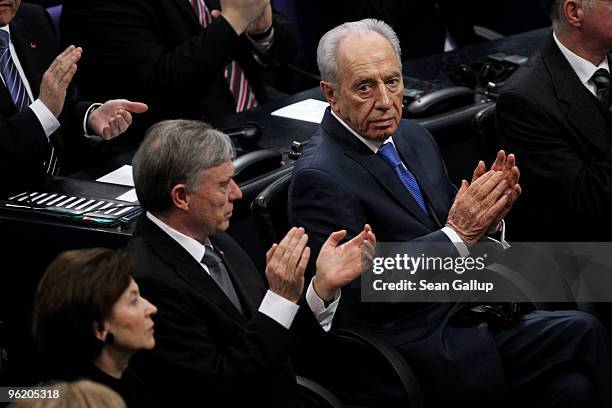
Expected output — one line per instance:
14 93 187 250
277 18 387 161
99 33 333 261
127 119 375 407
290 19 612 407
496 0 612 241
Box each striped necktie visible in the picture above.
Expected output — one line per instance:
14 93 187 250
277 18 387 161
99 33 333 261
0 30 30 112
201 245 243 314
378 142 429 214
0 30 58 175
190 0 258 112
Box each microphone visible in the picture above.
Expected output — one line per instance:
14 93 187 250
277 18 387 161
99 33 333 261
222 122 262 149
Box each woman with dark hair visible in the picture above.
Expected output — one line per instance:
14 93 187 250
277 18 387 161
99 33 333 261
32 248 158 408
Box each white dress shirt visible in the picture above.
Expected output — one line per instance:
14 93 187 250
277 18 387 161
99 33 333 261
553 32 610 97
330 109 470 257
146 212 340 331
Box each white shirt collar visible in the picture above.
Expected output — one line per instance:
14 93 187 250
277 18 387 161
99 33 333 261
146 211 213 264
1 26 10 36
329 109 394 153
553 32 610 95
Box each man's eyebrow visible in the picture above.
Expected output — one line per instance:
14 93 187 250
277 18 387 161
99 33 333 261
351 76 376 87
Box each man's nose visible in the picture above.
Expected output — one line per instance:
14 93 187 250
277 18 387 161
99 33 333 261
229 179 242 201
375 83 392 108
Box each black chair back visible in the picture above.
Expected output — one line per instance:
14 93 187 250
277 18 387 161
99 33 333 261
472 103 498 163
251 174 425 407
251 172 292 249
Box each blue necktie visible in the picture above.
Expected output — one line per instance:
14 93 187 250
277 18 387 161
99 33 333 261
0 30 31 112
377 142 429 214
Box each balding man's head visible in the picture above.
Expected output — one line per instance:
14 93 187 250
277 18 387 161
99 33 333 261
318 20 405 141
317 19 402 86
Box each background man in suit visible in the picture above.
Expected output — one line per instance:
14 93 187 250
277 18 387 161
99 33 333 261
60 0 297 146
128 119 375 407
289 19 612 407
496 0 612 241
0 1 148 197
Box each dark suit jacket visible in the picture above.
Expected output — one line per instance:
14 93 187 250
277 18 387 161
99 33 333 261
60 0 297 142
0 4 91 197
288 109 505 402
128 215 328 408
290 109 456 258
497 34 612 241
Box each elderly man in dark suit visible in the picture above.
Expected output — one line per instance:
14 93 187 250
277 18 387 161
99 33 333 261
60 0 296 144
497 0 612 241
127 119 375 407
289 19 612 407
0 1 147 197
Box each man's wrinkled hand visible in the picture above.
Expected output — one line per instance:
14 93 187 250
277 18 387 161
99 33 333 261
87 99 148 140
471 150 521 233
313 224 376 302
265 227 310 303
446 171 511 244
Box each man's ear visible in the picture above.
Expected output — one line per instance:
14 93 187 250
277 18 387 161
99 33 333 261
563 0 584 28
320 81 339 111
170 184 189 211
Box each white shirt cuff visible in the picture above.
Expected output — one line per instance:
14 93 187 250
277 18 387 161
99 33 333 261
258 289 299 330
29 99 60 139
441 226 470 257
83 103 103 141
306 277 340 332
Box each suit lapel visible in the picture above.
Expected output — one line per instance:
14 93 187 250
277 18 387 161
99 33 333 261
543 36 612 154
321 110 434 228
136 217 246 323
10 15 43 98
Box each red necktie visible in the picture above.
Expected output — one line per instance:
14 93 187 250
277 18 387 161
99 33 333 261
191 0 258 112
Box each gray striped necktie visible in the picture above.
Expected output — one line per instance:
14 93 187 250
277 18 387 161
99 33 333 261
202 246 243 314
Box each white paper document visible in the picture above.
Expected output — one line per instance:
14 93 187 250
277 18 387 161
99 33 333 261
115 189 139 203
271 99 329 123
96 164 134 187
